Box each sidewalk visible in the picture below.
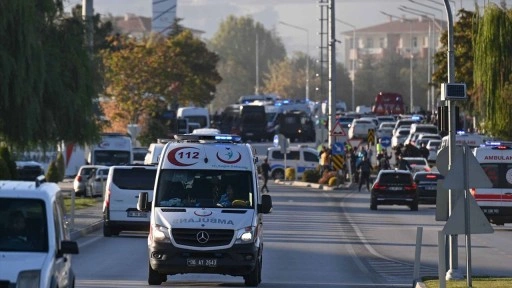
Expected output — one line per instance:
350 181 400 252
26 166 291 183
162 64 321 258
59 180 104 241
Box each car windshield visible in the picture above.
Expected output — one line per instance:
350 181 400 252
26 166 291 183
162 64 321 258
0 199 48 252
155 170 254 209
378 173 412 184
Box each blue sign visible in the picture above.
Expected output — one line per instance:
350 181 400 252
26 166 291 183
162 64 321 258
332 142 345 155
380 136 391 148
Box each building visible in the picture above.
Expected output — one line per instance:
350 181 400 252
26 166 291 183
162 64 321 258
341 16 446 82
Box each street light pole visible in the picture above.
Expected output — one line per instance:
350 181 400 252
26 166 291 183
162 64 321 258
336 19 356 112
279 21 310 102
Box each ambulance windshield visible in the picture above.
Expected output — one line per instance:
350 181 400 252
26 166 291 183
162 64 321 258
155 170 254 208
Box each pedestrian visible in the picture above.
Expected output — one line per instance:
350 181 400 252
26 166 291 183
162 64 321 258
357 155 372 192
320 146 331 175
260 158 270 193
419 142 429 161
397 154 412 171
378 150 392 171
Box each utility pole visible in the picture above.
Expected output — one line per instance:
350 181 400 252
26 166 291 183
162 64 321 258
255 32 259 94
336 19 356 112
328 0 336 148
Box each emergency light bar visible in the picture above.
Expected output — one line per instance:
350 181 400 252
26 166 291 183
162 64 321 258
174 134 242 143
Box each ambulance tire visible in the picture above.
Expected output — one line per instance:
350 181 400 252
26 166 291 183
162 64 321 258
272 169 284 180
244 254 262 286
148 263 165 285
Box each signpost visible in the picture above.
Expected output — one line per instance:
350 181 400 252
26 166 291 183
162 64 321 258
380 136 391 148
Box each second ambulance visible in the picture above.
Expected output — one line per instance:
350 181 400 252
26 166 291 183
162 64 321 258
137 134 272 287
472 142 512 226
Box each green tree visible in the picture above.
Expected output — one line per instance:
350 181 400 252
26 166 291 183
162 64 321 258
473 4 512 139
46 161 60 183
0 0 101 149
56 152 65 182
208 16 287 111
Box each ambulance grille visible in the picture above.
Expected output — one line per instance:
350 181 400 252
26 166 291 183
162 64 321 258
172 229 234 247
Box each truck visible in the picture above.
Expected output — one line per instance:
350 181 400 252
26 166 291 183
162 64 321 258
177 107 210 129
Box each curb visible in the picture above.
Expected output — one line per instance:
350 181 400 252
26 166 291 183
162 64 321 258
70 220 103 241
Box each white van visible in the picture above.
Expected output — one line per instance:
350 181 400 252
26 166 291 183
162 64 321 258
136 134 272 286
471 144 512 226
144 140 171 165
0 179 79 287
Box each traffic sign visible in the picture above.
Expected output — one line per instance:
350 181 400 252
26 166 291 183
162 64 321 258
367 129 375 145
331 122 347 136
332 142 344 155
331 154 344 171
443 147 492 190
442 194 493 235
380 136 391 148
349 139 362 148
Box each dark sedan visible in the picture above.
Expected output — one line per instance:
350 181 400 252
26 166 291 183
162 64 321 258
413 171 444 204
370 169 418 211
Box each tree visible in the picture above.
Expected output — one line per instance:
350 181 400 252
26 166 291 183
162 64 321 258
208 16 287 111
45 161 60 183
0 0 102 149
473 4 512 139
56 152 65 182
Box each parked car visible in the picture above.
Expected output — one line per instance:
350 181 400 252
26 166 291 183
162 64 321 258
402 157 430 173
85 166 110 198
413 171 444 204
73 165 108 196
370 169 418 211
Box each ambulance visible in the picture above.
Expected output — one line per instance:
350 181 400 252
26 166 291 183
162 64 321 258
471 143 512 226
136 134 272 286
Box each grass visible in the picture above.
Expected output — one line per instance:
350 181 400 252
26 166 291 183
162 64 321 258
64 197 100 211
422 276 512 287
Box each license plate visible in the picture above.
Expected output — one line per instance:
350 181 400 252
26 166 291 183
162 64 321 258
187 258 217 267
389 187 402 191
246 132 254 136
127 211 147 217
425 186 436 190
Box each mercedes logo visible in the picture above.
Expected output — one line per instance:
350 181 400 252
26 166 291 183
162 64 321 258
196 231 209 244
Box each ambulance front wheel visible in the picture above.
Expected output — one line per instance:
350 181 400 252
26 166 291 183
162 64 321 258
272 169 284 180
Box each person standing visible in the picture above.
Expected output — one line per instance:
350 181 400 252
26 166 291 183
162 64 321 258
260 158 270 193
357 155 372 192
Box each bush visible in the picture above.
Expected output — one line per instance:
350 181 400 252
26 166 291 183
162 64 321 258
302 169 321 183
0 146 16 179
328 176 337 187
56 152 65 181
46 161 60 183
285 167 296 180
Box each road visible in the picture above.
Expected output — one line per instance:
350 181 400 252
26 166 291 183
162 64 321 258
71 181 512 288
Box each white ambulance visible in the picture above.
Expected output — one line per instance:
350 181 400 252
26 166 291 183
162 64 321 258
137 134 272 286
472 143 512 226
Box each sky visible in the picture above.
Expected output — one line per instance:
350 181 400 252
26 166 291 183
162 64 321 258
65 0 502 63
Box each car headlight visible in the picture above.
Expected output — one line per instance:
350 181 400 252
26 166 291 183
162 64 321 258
17 270 40 288
235 226 255 244
151 224 170 242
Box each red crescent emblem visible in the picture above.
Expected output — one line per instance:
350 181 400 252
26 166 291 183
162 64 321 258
216 151 242 164
167 147 199 166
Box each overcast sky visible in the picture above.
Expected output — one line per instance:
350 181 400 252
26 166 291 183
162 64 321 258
67 0 499 62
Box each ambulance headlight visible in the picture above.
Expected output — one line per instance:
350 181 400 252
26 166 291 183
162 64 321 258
235 226 255 243
152 224 170 242
17 270 40 288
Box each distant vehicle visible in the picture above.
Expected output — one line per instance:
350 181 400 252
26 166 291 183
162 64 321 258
409 123 439 135
275 110 316 142
191 128 221 135
372 92 406 115
377 122 396 139
85 133 133 166
74 165 108 196
402 157 430 173
177 107 210 129
85 166 110 198
266 145 319 180
15 161 44 181
393 118 419 135
370 169 418 211
144 141 169 165
220 104 267 142
58 142 86 177
413 171 444 204
391 127 411 148
426 139 441 164
132 147 147 164
355 105 372 114
348 118 377 139
439 133 485 151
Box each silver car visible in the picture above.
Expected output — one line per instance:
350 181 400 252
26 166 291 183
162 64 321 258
85 167 110 197
73 165 108 196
